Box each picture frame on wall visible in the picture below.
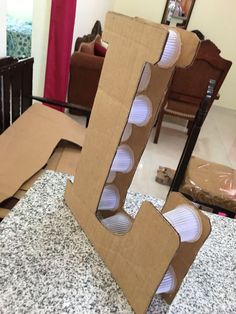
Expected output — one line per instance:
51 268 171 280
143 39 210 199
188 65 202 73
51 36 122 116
161 0 196 29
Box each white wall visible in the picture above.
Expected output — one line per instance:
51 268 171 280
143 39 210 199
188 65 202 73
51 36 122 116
7 0 33 21
72 0 115 49
0 0 7 57
31 0 52 96
113 0 166 22
113 0 235 110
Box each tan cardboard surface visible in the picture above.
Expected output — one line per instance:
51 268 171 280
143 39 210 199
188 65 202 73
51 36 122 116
65 12 200 314
12 142 81 200
20 170 44 192
0 207 11 218
180 156 236 213
0 104 85 203
161 192 211 303
48 141 81 175
13 189 27 200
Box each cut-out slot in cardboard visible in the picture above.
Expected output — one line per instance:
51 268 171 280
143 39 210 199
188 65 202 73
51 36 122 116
128 95 152 126
158 29 181 68
137 63 152 93
98 184 120 211
101 211 133 234
156 266 176 294
65 12 210 314
164 204 202 243
121 123 132 142
111 144 134 173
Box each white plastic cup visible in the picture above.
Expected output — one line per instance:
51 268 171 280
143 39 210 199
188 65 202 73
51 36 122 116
101 212 132 234
106 171 116 183
111 145 134 173
164 205 202 243
137 63 151 93
128 95 152 127
121 123 132 142
156 266 176 294
158 30 181 68
98 185 120 211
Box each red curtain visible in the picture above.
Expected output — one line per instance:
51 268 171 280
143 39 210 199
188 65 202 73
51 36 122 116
44 0 77 111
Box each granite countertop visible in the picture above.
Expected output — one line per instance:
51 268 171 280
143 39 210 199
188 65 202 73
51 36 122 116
0 171 235 314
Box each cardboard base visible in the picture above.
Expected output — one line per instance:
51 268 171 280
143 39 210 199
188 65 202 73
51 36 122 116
66 181 180 314
0 104 85 203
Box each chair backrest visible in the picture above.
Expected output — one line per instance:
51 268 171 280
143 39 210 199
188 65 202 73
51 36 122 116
0 57 34 134
74 20 102 52
169 80 216 193
168 40 232 110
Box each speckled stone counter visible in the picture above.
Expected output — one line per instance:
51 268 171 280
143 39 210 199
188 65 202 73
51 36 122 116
0 171 235 314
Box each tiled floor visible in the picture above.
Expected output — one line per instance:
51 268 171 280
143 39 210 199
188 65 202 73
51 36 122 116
131 105 236 201
68 105 236 201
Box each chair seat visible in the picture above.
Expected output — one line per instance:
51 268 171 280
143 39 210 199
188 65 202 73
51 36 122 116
153 39 232 144
180 156 236 213
165 100 199 119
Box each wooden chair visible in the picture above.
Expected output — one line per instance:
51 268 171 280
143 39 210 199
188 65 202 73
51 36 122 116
153 40 232 143
0 57 91 135
0 57 33 134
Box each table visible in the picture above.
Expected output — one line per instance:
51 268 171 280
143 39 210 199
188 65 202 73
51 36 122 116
0 171 235 313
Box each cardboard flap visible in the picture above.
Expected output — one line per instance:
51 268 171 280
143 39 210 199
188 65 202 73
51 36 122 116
46 141 82 175
0 104 85 203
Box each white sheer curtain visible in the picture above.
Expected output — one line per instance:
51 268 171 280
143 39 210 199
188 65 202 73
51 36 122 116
31 0 52 97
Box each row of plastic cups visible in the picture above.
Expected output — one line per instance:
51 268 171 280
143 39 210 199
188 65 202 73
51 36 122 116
99 204 202 295
136 29 181 94
98 29 182 295
123 29 181 143
100 204 202 243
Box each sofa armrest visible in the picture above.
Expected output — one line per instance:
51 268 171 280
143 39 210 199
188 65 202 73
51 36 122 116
68 49 104 113
70 52 104 71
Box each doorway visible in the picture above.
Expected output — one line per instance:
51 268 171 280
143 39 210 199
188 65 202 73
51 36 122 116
6 0 33 58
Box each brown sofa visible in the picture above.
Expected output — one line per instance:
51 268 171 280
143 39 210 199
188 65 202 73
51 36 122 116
68 32 105 117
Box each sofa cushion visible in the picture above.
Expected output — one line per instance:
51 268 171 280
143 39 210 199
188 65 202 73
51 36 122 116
79 34 102 56
94 42 107 57
80 41 95 55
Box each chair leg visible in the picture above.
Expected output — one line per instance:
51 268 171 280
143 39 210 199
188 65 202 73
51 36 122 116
85 113 91 127
153 110 164 144
187 120 194 135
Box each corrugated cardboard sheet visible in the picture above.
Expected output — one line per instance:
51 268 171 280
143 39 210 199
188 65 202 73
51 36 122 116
0 104 85 203
65 12 205 314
